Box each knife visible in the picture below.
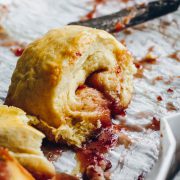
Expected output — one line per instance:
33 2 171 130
69 0 180 33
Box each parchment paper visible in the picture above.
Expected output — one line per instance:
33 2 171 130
0 0 179 179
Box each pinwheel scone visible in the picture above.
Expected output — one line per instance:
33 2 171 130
5 25 136 147
0 105 55 178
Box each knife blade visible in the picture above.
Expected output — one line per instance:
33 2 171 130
69 0 180 33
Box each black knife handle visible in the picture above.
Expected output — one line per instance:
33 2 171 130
69 0 180 32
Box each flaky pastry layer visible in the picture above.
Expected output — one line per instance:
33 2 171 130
0 105 55 178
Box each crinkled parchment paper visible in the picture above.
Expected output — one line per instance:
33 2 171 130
0 0 179 179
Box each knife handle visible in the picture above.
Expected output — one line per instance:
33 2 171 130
69 0 180 33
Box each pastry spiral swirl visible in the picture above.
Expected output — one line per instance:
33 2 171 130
6 26 136 146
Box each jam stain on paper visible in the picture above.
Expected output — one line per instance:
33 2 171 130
75 118 148 179
11 47 24 57
82 0 107 20
134 53 158 78
76 124 134 179
167 88 174 93
145 117 160 131
168 51 180 62
82 0 132 20
157 96 163 102
166 102 177 112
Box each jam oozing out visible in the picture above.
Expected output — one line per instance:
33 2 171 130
76 126 119 178
75 121 138 179
118 109 126 117
76 85 112 128
86 73 126 117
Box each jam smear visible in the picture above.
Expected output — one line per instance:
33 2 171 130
118 133 132 148
157 96 163 101
167 88 174 93
120 39 126 46
123 28 133 35
115 120 143 132
76 121 138 179
168 51 180 62
164 76 174 85
76 126 119 178
148 46 154 53
152 76 163 84
82 0 106 20
166 102 177 111
114 10 136 33
139 54 157 65
85 5 97 20
82 0 131 21
135 111 154 119
134 61 143 70
109 99 126 116
86 71 125 117
114 22 125 32
134 61 144 78
119 109 126 117
134 53 157 78
146 117 160 131
138 174 144 180
11 47 24 57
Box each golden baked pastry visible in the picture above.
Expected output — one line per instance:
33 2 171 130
0 105 55 178
5 25 136 146
0 147 34 180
